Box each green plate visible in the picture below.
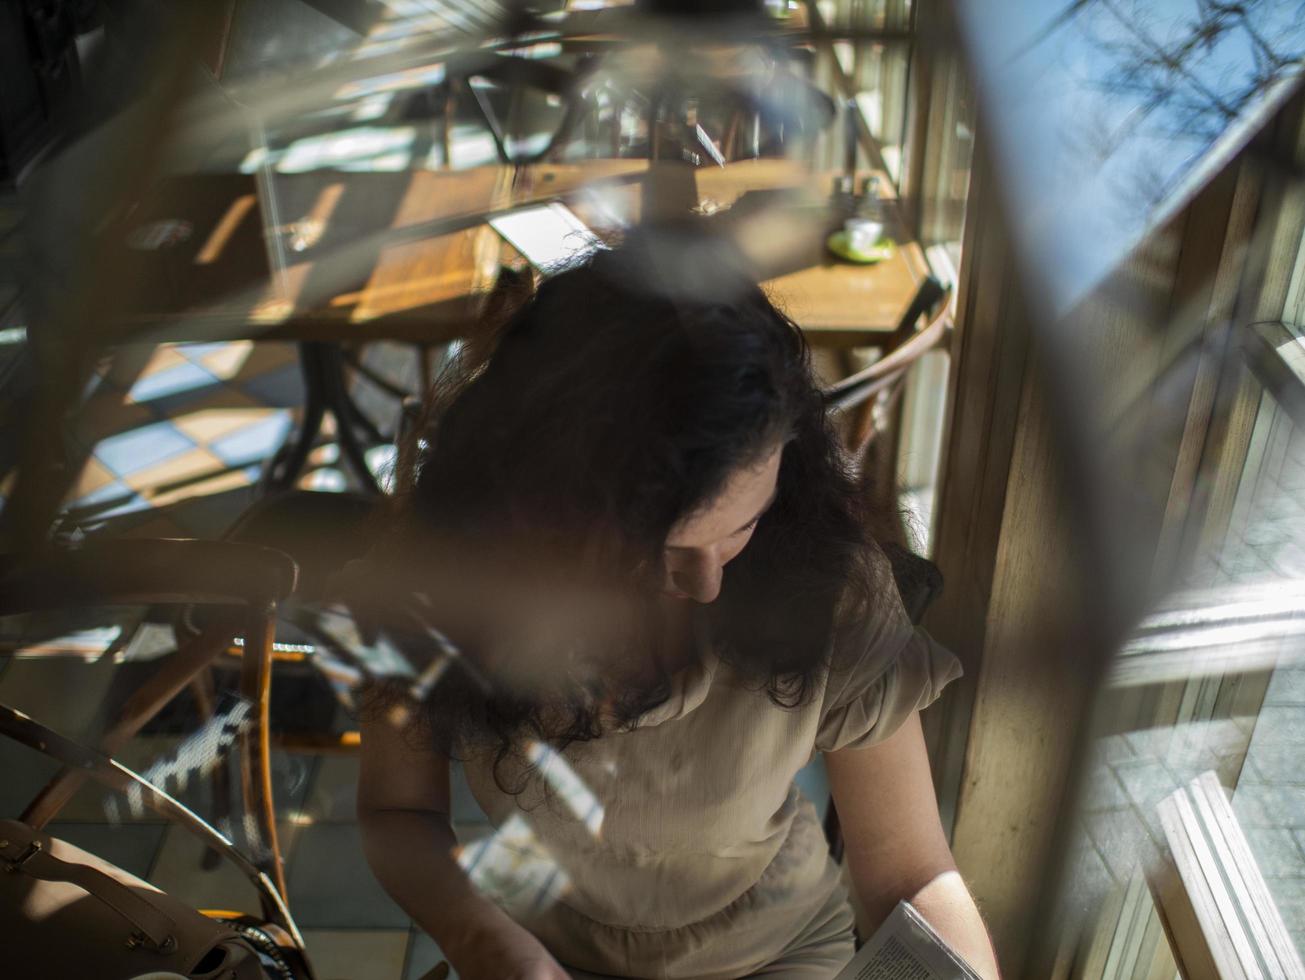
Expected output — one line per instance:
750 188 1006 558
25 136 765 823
826 230 896 264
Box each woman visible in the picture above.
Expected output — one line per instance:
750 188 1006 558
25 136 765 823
357 233 1000 979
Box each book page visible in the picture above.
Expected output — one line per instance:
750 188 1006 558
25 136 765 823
834 901 982 980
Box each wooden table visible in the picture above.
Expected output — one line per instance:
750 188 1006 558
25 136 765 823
698 159 932 346
95 158 930 349
96 168 511 345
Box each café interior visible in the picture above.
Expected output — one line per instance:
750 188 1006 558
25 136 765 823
0 1 1303 978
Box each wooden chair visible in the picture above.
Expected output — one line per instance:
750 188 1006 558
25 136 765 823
180 490 384 758
641 52 836 164
819 274 950 545
444 52 600 166
1 538 298 898
824 275 950 457
0 700 314 977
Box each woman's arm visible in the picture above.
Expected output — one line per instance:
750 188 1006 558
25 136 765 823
825 711 1001 978
357 712 569 980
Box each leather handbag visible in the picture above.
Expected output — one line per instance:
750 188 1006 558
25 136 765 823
0 818 268 980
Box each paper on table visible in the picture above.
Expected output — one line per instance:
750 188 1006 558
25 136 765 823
488 202 602 274
834 901 982 980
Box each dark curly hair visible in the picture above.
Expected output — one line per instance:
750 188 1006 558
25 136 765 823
371 228 887 790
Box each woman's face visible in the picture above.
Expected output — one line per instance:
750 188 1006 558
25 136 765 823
661 444 782 603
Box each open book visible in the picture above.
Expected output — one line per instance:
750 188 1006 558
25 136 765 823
834 901 982 980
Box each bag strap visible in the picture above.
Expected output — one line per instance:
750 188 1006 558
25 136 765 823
0 834 177 952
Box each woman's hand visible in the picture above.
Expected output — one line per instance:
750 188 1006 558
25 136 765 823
357 726 575 980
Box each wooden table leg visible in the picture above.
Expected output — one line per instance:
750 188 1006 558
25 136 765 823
262 343 328 493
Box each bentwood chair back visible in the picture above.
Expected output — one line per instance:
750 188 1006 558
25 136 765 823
824 278 948 404
0 538 298 899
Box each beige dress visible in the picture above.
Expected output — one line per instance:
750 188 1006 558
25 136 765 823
462 579 962 980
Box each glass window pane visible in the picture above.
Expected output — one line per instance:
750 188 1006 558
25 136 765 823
1062 386 1305 976
816 0 913 33
916 48 974 256
955 1 1305 314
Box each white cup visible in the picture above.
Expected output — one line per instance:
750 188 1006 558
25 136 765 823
844 217 883 253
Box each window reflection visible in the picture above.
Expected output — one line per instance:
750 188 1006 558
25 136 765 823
957 0 1305 311
1066 386 1305 975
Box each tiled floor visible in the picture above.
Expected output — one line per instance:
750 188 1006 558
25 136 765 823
1237 666 1305 953
59 340 305 538
1222 408 1305 952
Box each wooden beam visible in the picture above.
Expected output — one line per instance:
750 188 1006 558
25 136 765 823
918 134 1029 837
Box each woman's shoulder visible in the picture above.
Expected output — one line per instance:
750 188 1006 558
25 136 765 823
825 540 913 665
815 542 962 752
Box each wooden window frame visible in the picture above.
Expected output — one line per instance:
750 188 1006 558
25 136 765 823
920 12 1305 970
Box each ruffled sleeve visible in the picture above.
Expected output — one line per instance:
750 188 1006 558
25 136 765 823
814 552 963 754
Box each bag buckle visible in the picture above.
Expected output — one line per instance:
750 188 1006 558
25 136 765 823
126 930 178 953
0 838 41 871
